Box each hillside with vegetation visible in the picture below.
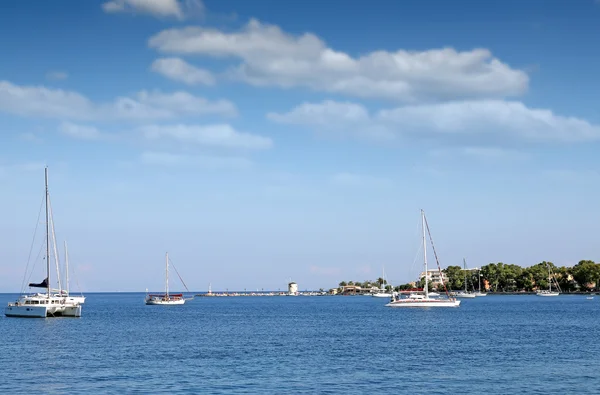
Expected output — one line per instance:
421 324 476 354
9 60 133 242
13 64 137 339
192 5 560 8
337 260 600 293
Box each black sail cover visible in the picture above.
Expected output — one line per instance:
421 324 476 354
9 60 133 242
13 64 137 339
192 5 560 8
29 277 49 288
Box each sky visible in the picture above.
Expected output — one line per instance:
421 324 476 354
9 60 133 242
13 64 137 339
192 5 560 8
1 0 599 293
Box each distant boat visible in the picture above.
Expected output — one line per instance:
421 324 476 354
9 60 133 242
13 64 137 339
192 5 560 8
454 258 476 298
536 263 561 297
386 210 460 308
145 252 192 305
586 296 594 300
5 167 82 318
372 267 392 298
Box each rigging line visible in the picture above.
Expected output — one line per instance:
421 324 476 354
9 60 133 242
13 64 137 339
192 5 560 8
168 257 190 293
423 213 451 298
19 193 46 295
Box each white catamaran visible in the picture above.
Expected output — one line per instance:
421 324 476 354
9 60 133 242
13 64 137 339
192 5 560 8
5 167 83 318
386 210 460 308
145 252 193 305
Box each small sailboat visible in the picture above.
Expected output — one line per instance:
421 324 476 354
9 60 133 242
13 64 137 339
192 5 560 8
386 210 460 308
454 258 476 298
145 252 192 305
61 241 86 305
5 167 82 318
536 263 561 297
372 267 392 298
472 266 487 296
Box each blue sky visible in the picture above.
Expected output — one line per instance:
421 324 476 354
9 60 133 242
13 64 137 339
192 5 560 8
1 0 599 292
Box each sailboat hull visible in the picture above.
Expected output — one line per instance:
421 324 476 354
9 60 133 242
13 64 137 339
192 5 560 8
536 292 560 297
372 293 392 298
454 293 476 298
385 299 461 308
145 299 186 305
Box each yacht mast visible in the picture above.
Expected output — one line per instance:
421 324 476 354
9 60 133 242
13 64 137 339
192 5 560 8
165 252 169 298
463 258 468 293
65 241 69 295
422 209 428 299
45 167 50 298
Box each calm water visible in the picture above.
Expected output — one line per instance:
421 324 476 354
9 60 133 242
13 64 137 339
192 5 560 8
1 293 599 394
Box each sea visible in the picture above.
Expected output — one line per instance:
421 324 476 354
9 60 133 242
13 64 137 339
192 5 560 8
0 293 598 394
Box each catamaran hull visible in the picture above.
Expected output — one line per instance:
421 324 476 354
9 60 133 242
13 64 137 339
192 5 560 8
4 304 81 318
385 300 461 308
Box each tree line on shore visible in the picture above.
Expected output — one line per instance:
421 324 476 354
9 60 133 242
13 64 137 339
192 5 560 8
337 260 600 292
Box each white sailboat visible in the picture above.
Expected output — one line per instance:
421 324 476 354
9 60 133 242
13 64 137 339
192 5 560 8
472 266 487 296
372 267 392 298
386 210 460 308
5 167 83 318
454 258 476 298
145 252 192 305
60 241 86 304
536 263 560 297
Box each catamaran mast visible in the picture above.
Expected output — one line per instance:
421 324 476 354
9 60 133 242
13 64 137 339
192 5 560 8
422 209 428 299
65 241 69 295
45 167 50 298
165 252 169 298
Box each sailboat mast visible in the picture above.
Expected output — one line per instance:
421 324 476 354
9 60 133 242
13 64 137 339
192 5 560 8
165 252 169 298
65 241 69 294
478 267 482 292
45 167 50 298
463 258 467 292
421 209 428 299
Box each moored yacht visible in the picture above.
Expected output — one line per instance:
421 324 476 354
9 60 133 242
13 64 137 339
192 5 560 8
386 210 460 308
5 167 82 318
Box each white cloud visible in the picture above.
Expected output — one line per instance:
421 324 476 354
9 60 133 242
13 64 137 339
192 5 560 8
46 71 68 81
140 151 252 170
59 122 108 141
269 99 600 143
429 146 529 161
141 124 273 150
19 132 43 143
0 80 236 121
267 100 369 126
151 57 215 85
330 173 393 188
102 0 203 20
149 19 528 101
376 100 600 142
0 161 46 178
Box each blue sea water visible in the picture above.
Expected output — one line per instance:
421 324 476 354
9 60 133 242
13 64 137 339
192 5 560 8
0 293 599 394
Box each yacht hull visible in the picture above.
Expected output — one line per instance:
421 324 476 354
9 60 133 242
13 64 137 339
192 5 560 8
145 299 185 305
454 293 476 298
372 293 392 298
385 299 461 308
536 292 559 297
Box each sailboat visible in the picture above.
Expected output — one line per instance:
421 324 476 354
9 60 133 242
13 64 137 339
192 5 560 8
145 252 192 305
5 167 83 318
60 241 86 304
536 263 561 297
372 267 392 298
386 210 460 308
472 266 487 296
454 258 476 298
